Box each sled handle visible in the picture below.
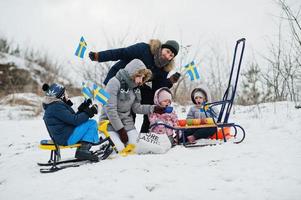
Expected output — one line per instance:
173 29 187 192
98 120 110 137
236 38 246 44
98 120 119 154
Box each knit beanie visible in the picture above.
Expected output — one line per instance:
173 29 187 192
161 40 179 56
194 91 206 99
158 90 172 104
42 83 65 98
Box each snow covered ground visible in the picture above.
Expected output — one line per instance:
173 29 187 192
0 101 301 200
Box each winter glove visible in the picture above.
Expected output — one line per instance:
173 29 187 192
66 100 73 106
90 104 98 114
169 72 181 84
83 104 98 118
63 99 73 107
117 127 128 145
153 105 165 114
61 96 74 106
78 99 92 112
89 51 99 62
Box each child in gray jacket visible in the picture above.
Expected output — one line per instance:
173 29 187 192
184 87 217 144
99 59 165 151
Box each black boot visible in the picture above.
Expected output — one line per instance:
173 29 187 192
75 142 99 162
168 135 176 147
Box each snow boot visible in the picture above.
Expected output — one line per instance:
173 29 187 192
75 142 99 162
187 135 196 144
168 135 176 147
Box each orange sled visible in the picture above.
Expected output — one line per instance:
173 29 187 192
210 127 232 140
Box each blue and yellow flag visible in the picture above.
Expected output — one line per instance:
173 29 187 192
93 84 110 105
75 36 87 58
185 61 200 81
82 82 93 99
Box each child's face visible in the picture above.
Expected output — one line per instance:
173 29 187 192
134 75 145 86
159 99 171 107
194 96 205 105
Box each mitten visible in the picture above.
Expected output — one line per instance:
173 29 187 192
65 99 74 106
117 128 128 144
90 104 98 114
89 52 99 61
153 106 165 114
83 104 98 118
62 97 73 106
78 99 92 112
169 72 181 84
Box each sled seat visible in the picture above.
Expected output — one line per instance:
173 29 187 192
39 140 81 150
39 120 112 151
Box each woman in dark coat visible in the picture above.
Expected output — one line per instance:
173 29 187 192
89 39 181 132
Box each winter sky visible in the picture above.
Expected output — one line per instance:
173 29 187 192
0 0 299 65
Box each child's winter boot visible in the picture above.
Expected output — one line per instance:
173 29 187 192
168 135 176 147
75 142 99 162
187 135 196 144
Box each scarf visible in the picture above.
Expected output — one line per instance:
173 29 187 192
154 48 170 68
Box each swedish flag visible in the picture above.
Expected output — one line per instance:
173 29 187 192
93 84 110 105
75 36 87 58
185 61 200 81
81 82 93 99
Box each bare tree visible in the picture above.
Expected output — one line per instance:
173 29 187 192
261 24 286 101
204 44 231 102
275 0 301 106
171 48 206 104
237 62 262 105
0 38 10 53
259 1 301 105
277 0 301 49
171 43 193 103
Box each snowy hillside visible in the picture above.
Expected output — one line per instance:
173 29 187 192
0 93 43 120
0 52 46 85
0 101 300 200
0 93 85 120
0 52 69 86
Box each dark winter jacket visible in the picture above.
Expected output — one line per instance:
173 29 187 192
42 97 89 145
99 39 175 91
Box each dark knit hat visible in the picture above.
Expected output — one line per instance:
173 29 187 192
42 83 65 98
161 40 179 56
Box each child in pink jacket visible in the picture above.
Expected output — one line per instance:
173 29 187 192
148 87 178 144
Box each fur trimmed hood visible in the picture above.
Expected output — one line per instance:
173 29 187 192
123 59 152 87
42 96 62 108
149 39 175 72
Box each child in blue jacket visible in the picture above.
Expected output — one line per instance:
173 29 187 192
42 83 99 161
